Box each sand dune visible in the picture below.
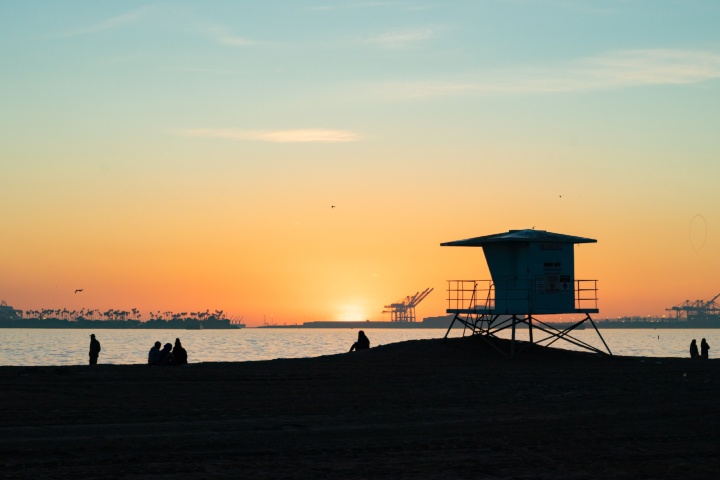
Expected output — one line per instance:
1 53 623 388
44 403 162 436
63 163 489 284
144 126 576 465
1 336 718 479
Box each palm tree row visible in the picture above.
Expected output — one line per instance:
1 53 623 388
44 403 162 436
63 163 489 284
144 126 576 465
23 308 226 322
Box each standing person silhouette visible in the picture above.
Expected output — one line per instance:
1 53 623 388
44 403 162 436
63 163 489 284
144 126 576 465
349 330 370 352
89 334 101 365
690 339 699 359
700 338 710 360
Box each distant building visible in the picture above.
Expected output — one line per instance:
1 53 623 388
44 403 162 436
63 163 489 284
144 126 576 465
0 300 22 320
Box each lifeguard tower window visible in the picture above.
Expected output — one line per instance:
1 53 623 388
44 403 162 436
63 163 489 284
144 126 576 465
440 229 611 357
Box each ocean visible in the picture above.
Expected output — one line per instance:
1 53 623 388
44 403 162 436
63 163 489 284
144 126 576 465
0 327 715 366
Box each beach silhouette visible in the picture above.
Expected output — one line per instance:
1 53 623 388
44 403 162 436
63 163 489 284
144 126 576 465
2 336 718 479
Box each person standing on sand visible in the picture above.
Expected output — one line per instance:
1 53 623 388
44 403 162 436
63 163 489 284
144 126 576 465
172 338 188 365
148 341 161 365
89 334 101 365
690 339 699 359
700 338 710 360
349 330 370 352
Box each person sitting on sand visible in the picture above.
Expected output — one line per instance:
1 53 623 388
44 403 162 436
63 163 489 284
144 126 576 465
700 338 710 360
172 338 188 365
690 339 699 359
349 330 370 352
157 343 173 365
148 341 161 365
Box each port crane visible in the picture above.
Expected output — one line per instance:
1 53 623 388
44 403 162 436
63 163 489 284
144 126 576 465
666 292 720 320
383 288 433 322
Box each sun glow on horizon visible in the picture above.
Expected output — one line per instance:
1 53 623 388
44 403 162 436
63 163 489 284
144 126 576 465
336 304 369 322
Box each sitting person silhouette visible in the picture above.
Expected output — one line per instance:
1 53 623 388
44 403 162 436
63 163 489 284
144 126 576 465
157 343 173 365
349 330 370 352
148 341 161 365
172 338 188 365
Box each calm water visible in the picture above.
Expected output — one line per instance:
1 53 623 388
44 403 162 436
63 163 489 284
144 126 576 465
0 327 715 366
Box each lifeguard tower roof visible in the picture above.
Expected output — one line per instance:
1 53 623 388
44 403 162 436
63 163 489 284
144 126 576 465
440 229 596 247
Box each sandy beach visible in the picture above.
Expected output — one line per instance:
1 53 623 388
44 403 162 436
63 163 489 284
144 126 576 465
2 336 719 479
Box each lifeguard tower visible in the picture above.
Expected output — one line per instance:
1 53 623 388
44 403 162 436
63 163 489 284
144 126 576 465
441 229 611 357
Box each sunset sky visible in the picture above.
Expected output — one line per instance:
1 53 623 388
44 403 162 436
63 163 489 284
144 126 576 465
2 1 719 325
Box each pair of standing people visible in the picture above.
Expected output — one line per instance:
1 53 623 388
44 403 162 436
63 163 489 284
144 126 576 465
148 338 188 365
689 338 710 360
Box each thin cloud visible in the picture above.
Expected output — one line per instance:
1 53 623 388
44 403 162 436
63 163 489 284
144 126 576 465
379 49 720 99
52 6 152 38
312 2 390 11
363 27 439 49
158 66 244 76
578 49 720 86
181 128 362 143
201 26 260 47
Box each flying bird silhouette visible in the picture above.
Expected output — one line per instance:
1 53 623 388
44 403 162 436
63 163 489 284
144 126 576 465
74 289 83 294
331 205 336 208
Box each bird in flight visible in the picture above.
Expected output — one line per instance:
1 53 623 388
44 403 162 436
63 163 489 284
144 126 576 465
331 205 336 208
74 289 83 294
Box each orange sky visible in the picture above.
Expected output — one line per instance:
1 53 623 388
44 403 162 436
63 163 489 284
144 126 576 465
2 2 720 325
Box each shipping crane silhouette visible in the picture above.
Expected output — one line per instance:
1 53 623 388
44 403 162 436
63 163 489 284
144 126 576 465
382 288 433 323
666 292 720 320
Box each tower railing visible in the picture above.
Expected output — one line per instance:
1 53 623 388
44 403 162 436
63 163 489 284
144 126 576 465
575 279 598 311
446 280 494 311
446 279 598 312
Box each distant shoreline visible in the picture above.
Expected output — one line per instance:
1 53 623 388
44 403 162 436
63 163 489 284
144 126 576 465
5 318 720 329
0 318 244 329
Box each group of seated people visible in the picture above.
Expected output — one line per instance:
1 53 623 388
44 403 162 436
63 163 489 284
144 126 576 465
148 331 368 365
148 338 188 365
